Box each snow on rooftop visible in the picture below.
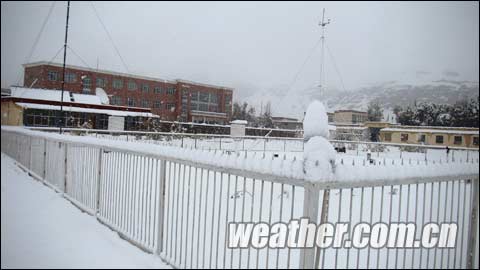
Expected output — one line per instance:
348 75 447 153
71 93 103 105
10 86 71 102
10 86 103 105
231 120 248 125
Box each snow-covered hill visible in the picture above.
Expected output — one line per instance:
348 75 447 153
241 80 479 121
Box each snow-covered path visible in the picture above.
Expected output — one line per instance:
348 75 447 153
0 153 170 269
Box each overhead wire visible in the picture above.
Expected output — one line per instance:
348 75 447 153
285 37 323 93
90 1 130 73
325 41 347 92
15 1 56 86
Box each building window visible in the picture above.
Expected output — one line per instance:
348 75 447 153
96 77 106 88
418 134 426 143
435 135 444 144
166 103 175 111
128 81 137 91
141 99 149 108
210 93 218 103
48 71 58 81
167 87 176 95
110 96 122 106
454 136 462 145
473 137 479 146
127 98 136 107
153 101 162 108
65 73 76 83
113 78 123 89
384 133 392 142
154 86 162 94
82 76 92 93
142 84 149 93
400 133 408 142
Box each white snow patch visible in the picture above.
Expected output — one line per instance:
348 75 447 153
0 153 169 269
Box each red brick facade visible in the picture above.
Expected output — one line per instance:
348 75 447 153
23 62 233 123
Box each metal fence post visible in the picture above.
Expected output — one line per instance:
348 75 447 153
43 139 47 180
28 136 32 170
466 177 479 269
63 143 68 193
299 182 319 269
95 148 103 216
155 159 167 255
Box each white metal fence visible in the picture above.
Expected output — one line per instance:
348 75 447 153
1 127 479 269
27 127 479 162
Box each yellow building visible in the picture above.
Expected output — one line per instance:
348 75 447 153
1 100 23 126
333 110 368 124
379 126 479 148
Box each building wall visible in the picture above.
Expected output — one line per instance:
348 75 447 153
1 101 23 126
24 63 233 122
380 130 479 148
334 111 368 124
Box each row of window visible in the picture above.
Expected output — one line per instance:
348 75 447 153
189 90 220 113
110 96 175 110
385 133 479 146
47 71 176 94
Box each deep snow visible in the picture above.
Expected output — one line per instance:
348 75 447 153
0 153 170 269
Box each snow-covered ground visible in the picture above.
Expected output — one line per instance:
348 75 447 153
0 153 170 269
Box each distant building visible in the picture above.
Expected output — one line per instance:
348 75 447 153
333 110 368 124
327 112 334 123
272 116 302 130
1 87 156 130
22 61 233 124
379 126 479 148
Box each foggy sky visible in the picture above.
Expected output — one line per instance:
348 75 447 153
1 1 479 100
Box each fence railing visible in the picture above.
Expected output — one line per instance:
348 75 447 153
27 127 479 163
1 127 479 269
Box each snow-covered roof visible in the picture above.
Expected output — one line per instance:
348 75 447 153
10 86 103 105
381 127 479 135
16 103 157 118
231 120 247 125
10 86 72 102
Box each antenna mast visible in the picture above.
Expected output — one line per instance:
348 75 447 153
319 8 331 97
59 1 70 134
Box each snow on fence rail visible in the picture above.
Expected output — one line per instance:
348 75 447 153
1 126 479 269
27 127 479 161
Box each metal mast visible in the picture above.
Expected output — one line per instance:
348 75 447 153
319 8 331 97
59 1 70 134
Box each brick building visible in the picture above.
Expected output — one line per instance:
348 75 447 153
23 61 233 124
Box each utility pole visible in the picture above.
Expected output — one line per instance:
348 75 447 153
59 1 70 134
319 8 331 97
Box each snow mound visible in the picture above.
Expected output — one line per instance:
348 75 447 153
303 136 336 181
303 100 329 140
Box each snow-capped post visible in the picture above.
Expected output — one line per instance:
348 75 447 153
300 100 337 269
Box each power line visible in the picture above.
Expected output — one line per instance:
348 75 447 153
16 1 56 86
90 1 130 73
286 37 323 93
67 45 92 69
325 42 347 92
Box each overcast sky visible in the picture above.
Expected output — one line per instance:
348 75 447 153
2 1 479 99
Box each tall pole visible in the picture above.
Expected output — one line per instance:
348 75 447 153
319 8 330 97
59 1 70 134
